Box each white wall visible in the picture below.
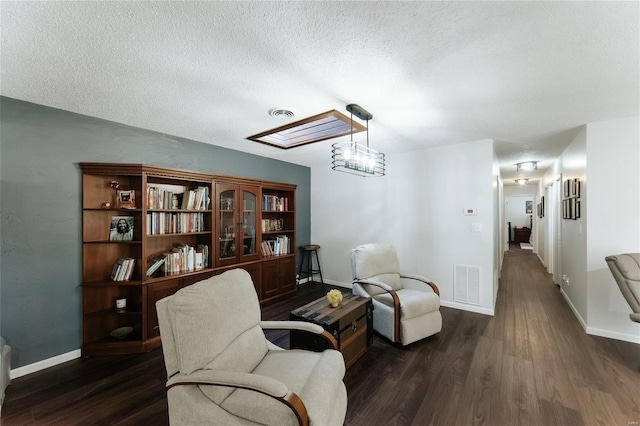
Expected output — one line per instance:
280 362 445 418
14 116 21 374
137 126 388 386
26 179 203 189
560 126 588 321
311 139 496 315
551 116 640 344
586 115 640 342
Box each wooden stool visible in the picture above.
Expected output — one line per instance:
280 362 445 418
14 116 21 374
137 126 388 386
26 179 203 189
298 245 324 285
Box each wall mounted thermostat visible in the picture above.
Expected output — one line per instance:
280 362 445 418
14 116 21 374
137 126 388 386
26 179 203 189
463 208 477 216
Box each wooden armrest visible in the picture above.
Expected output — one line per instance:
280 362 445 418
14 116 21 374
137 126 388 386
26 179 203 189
260 321 338 350
399 274 440 296
167 370 309 426
353 278 393 292
354 279 401 343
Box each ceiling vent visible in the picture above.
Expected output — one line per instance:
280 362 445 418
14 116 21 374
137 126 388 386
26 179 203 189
268 108 295 119
247 110 367 150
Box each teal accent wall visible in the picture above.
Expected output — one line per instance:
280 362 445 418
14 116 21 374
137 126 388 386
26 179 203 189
0 96 311 368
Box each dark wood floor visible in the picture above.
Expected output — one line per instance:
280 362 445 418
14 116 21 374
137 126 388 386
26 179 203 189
3 245 640 425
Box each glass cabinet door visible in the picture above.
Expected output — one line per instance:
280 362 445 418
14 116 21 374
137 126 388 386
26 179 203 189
242 190 257 256
219 188 236 260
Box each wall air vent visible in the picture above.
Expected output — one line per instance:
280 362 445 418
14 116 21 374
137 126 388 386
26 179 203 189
454 264 481 305
247 109 366 150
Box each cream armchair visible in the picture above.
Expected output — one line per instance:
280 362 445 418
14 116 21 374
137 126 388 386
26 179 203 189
156 269 347 426
351 243 442 346
605 253 640 323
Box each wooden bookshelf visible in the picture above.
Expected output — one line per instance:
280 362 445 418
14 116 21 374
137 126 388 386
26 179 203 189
80 163 297 356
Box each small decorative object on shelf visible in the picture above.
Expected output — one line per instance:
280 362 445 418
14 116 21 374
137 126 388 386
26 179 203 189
327 289 343 308
110 180 136 209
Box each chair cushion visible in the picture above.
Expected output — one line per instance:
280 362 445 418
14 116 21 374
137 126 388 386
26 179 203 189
168 269 266 375
352 243 400 279
374 289 440 320
214 349 346 426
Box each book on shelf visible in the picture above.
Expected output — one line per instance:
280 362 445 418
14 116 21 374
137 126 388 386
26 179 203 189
145 257 166 277
146 184 210 211
111 258 135 281
261 218 284 233
146 183 187 210
196 244 209 268
146 212 205 235
261 235 289 256
159 243 209 275
181 186 210 210
262 195 288 212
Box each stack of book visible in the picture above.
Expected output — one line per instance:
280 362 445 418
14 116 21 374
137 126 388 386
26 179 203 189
262 195 288 212
261 235 289 256
146 184 210 211
110 258 136 281
261 218 284 233
181 186 210 210
145 212 206 235
147 243 209 277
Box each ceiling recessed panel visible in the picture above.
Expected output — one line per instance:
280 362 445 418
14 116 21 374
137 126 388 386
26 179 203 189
247 110 367 149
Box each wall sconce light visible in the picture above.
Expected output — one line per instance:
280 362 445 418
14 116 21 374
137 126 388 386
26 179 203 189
332 104 385 177
515 178 529 185
516 161 537 172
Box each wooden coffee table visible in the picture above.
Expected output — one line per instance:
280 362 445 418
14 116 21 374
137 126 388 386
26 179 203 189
289 292 373 368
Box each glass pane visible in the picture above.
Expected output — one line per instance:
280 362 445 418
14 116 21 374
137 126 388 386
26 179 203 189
219 189 236 259
242 191 257 255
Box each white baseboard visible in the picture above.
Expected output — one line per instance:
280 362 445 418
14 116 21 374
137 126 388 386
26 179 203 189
560 287 587 330
440 300 494 316
586 326 640 344
560 288 639 344
11 349 81 379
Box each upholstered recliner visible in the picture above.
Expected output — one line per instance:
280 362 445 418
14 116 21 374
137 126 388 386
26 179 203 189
605 253 640 323
351 243 442 346
156 269 347 425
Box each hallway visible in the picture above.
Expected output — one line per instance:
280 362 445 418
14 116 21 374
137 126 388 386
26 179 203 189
482 244 640 425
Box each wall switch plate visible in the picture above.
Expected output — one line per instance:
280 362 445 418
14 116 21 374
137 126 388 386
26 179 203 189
471 223 482 232
464 208 477 216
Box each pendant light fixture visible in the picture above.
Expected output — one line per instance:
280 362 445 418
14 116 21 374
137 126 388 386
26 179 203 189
331 104 385 177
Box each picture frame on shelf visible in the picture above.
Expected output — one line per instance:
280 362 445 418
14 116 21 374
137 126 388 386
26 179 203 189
116 189 136 209
110 216 134 241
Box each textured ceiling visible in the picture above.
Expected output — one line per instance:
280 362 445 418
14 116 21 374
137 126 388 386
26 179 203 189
2 1 638 184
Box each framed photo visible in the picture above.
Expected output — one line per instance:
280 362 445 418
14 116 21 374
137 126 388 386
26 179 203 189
573 199 581 220
564 179 571 198
563 198 573 219
110 216 134 241
572 179 581 198
117 189 136 209
541 196 545 217
526 200 533 214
